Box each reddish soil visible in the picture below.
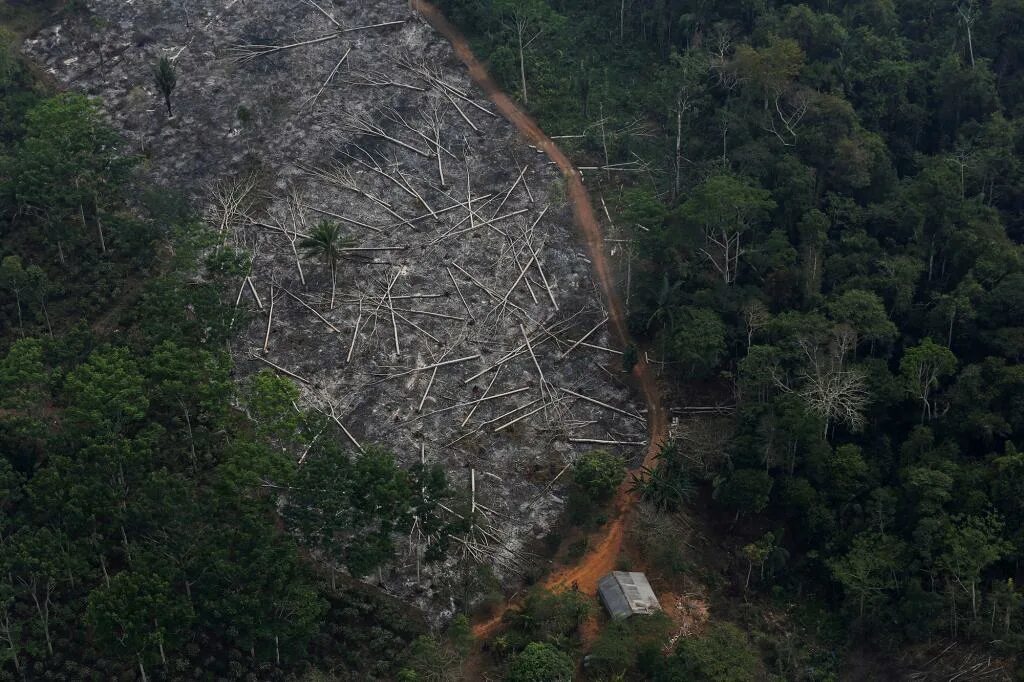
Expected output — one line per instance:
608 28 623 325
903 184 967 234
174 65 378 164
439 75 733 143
411 0 669 640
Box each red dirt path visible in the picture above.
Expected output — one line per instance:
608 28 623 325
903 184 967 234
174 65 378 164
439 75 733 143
411 0 669 641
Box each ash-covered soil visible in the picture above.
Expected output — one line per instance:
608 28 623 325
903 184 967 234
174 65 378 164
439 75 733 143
25 0 645 613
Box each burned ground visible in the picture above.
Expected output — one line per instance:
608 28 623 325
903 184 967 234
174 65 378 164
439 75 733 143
24 0 643 613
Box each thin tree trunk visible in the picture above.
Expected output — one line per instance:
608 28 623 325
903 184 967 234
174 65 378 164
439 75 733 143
1 612 20 674
330 260 336 310
625 247 632 314
28 580 53 656
965 23 975 67
138 655 148 682
517 25 528 104
181 403 198 471
947 304 956 349
100 553 111 587
39 297 53 338
121 525 132 563
13 292 23 337
599 103 609 179
156 621 167 665
93 193 106 253
674 96 683 200
97 212 106 254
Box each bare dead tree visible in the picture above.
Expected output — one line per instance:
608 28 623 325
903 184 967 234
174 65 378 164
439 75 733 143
795 328 869 436
229 20 405 63
208 171 260 246
956 1 978 68
339 111 434 158
503 11 543 104
742 300 770 349
336 70 426 92
674 89 693 200
763 89 809 146
699 225 744 285
709 25 740 91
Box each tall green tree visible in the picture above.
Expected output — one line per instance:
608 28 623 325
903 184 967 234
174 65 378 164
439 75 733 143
284 445 414 578
677 173 775 285
828 532 907 619
0 256 33 336
63 347 149 435
86 570 195 680
900 338 958 422
10 94 130 259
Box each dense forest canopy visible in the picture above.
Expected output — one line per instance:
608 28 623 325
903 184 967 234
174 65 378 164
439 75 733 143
437 0 1024 673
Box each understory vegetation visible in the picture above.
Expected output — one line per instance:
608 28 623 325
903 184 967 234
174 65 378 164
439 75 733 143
438 0 1024 677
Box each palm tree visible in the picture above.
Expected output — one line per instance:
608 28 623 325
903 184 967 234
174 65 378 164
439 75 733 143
629 442 695 512
299 221 355 309
153 56 177 117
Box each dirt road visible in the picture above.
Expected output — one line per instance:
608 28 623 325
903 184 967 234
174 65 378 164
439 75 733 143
411 0 669 639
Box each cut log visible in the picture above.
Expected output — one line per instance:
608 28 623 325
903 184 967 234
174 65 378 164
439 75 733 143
560 317 607 360
281 287 343 333
251 355 311 385
558 387 644 422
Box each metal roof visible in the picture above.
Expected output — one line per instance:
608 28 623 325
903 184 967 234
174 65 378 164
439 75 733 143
597 571 662 620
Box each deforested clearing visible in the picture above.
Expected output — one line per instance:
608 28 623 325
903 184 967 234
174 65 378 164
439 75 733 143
24 0 642 611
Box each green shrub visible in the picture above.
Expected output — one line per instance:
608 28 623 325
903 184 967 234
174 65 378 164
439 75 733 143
574 449 626 502
587 613 673 679
506 642 573 682
671 623 760 682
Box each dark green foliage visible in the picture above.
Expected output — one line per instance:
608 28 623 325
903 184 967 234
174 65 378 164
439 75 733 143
663 623 760 682
310 581 429 680
436 0 1024 656
506 642 573 682
86 571 195 669
631 442 695 513
572 449 625 502
0 28 42 143
298 220 355 308
501 587 590 654
587 612 673 679
153 56 176 116
284 445 417 578
667 306 727 377
714 469 773 518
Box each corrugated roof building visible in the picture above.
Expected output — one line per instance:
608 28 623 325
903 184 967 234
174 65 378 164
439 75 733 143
597 571 662 620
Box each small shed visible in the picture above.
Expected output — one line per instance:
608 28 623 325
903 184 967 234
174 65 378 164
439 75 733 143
597 571 662 620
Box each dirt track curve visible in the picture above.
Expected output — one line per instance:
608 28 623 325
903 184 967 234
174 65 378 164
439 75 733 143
411 0 669 639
